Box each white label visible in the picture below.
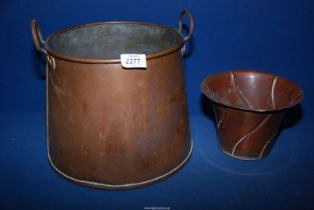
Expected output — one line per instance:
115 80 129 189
120 54 147 69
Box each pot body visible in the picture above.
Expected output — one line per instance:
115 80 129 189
46 50 191 189
32 10 194 189
212 102 287 160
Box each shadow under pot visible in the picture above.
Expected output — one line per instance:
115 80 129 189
201 70 304 160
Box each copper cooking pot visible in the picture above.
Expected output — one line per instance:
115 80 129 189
31 9 194 189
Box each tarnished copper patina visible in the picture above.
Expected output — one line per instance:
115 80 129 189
32 9 194 189
201 70 304 160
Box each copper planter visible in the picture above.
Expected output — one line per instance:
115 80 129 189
31 10 194 189
201 70 304 160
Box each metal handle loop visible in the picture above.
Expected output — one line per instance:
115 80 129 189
31 19 47 55
178 9 194 41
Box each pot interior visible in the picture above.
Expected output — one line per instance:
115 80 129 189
46 23 184 60
201 71 304 112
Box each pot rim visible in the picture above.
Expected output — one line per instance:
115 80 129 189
45 21 185 64
201 70 304 112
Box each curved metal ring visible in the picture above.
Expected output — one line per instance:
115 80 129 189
31 19 47 55
47 55 56 70
178 9 194 41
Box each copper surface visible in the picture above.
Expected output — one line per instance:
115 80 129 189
201 70 304 160
31 10 194 189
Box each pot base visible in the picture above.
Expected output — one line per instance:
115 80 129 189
48 140 193 190
221 148 267 161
